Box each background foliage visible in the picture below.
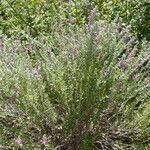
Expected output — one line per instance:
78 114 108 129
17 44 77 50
1 0 150 40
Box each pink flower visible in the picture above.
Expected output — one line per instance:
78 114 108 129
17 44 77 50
40 135 48 146
14 137 23 147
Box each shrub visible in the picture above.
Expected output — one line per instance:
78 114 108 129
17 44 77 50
0 0 89 37
0 18 149 149
1 0 150 40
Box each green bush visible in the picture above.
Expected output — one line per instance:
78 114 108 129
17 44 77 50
1 0 150 40
0 0 88 37
0 19 149 149
92 0 150 40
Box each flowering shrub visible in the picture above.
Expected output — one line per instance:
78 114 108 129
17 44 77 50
0 17 149 149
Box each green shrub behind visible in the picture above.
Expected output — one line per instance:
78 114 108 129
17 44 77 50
1 0 150 40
